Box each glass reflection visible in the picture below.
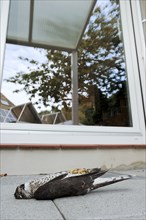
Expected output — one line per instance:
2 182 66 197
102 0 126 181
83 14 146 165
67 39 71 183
78 0 132 126
1 0 132 126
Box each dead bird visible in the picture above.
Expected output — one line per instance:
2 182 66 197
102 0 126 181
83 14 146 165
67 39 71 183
14 167 133 200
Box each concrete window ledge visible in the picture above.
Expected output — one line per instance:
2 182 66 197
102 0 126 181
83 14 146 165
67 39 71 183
0 144 145 175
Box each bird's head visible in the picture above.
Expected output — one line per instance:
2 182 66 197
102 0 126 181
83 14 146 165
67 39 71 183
14 184 32 199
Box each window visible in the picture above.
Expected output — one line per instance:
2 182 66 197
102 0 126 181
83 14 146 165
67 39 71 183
0 108 16 123
2 0 132 127
0 0 145 145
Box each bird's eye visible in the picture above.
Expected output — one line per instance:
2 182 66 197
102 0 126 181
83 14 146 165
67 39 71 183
20 184 24 189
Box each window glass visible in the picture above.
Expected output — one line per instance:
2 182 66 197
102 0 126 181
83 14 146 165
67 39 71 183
7 0 30 41
1 0 132 126
140 0 146 43
78 0 132 126
7 0 95 50
0 108 16 123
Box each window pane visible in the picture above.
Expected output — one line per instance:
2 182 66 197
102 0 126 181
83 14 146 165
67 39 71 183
78 0 132 126
1 0 132 126
6 0 95 51
7 0 30 41
32 0 94 49
140 0 146 43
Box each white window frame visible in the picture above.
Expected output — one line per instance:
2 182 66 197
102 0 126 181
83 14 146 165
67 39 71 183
130 0 146 118
0 0 145 145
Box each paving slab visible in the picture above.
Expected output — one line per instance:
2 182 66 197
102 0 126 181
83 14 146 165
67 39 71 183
54 169 146 220
0 176 63 220
0 170 146 220
55 179 145 220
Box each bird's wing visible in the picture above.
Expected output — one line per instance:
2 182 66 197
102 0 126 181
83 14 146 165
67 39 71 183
17 167 105 197
36 168 108 192
34 169 108 200
34 170 134 200
48 173 68 182
34 174 93 200
92 174 134 190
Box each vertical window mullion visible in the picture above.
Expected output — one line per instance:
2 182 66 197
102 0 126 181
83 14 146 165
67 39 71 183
0 0 10 88
130 0 146 121
71 51 79 125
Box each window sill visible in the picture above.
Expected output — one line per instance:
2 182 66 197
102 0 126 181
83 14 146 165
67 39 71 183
0 144 145 149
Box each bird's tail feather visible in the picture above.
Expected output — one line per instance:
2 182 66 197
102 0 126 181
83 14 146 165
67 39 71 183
90 169 109 179
92 175 134 190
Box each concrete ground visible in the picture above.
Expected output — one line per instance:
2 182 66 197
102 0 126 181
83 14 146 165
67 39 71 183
0 169 146 220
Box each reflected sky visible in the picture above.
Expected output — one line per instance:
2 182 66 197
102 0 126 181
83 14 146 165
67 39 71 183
2 44 47 111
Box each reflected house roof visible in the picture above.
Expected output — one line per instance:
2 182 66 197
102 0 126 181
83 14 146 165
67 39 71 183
0 92 14 110
42 111 66 124
6 0 96 51
0 93 42 123
0 92 16 123
11 102 42 124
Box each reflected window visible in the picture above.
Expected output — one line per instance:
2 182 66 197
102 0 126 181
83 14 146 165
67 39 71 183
1 0 132 126
0 108 16 123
